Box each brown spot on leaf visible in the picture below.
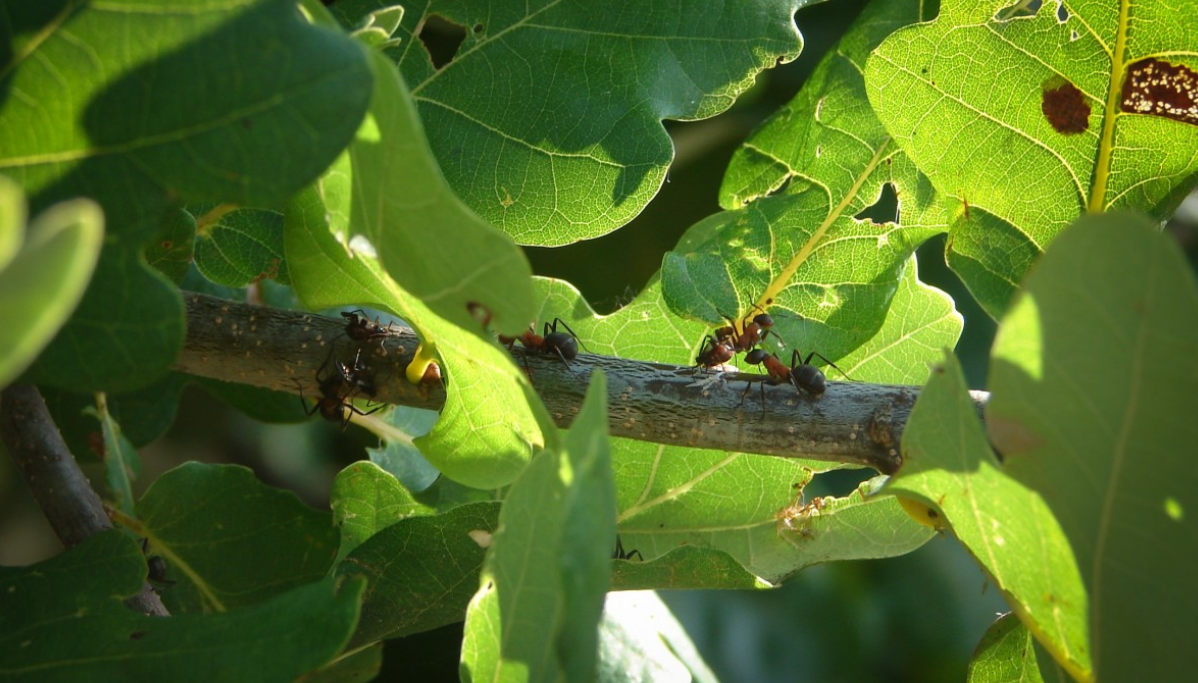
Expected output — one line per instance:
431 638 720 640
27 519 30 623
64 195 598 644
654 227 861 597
1041 80 1090 134
1121 58 1198 126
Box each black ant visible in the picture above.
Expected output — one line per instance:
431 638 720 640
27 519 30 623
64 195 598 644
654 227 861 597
299 348 382 429
341 310 394 352
740 348 849 415
500 318 587 375
612 535 643 561
140 539 175 589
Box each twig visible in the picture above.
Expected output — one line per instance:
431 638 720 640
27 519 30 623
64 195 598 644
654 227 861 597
175 292 990 474
0 384 169 616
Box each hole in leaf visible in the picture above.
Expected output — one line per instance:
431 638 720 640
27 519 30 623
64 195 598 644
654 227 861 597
1041 78 1090 134
1121 58 1198 127
473 23 484 34
1056 1 1068 22
416 14 467 70
854 182 898 225
993 0 1040 21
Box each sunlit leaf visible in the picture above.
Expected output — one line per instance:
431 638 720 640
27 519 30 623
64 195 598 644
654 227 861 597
885 352 1091 679
866 0 1198 316
988 212 1198 681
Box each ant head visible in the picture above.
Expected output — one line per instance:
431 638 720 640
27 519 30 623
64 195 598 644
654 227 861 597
752 312 774 329
318 398 346 424
792 364 826 397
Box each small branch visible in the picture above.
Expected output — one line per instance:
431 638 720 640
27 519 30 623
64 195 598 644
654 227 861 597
1 384 169 616
176 292 990 474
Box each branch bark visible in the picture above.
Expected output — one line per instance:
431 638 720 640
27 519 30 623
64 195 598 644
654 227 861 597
1 384 169 616
177 292 990 474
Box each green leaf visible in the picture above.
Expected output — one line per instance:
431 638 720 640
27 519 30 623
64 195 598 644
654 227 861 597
866 0 1198 316
0 531 362 683
337 501 499 643
330 461 436 566
966 613 1044 683
885 351 1090 679
1 0 372 389
525 277 934 587
598 591 719 683
193 205 288 287
342 49 536 336
987 212 1198 682
461 372 615 683
299 643 383 683
663 0 948 361
835 255 963 385
85 394 141 517
610 546 760 591
134 462 339 614
195 376 311 424
366 407 442 492
0 178 102 389
331 0 808 245
144 208 197 284
285 177 550 489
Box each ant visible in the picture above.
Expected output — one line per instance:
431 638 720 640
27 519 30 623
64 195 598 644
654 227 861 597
500 318 587 375
140 539 175 589
714 304 778 353
341 310 395 352
740 348 849 414
612 535 643 561
695 334 737 370
299 348 382 429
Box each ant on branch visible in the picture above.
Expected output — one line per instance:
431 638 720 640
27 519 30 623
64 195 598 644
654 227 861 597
714 303 778 354
499 318 588 375
612 535 643 561
695 333 737 370
740 348 850 415
140 538 175 589
341 309 396 353
298 348 383 429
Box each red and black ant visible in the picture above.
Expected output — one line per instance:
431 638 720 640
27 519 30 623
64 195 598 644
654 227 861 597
695 334 737 370
299 348 383 428
500 318 587 375
714 304 778 353
612 535 643 561
740 348 850 415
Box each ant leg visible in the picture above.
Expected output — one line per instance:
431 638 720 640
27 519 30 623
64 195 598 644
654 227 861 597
553 347 582 379
626 548 644 562
808 351 854 381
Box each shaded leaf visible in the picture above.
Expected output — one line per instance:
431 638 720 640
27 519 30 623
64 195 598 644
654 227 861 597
1 0 372 389
192 205 288 287
333 0 808 244
0 531 362 683
337 501 499 644
135 463 339 614
366 407 442 492
86 394 141 517
886 351 1090 679
866 0 1198 316
988 212 1198 681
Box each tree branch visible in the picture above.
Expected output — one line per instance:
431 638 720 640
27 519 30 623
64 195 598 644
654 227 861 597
176 292 990 474
1 384 169 616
